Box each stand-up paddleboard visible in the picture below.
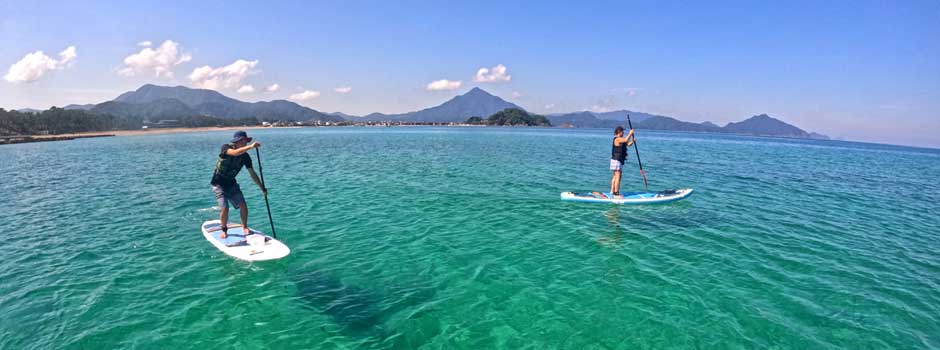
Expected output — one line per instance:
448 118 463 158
561 188 693 204
201 220 290 261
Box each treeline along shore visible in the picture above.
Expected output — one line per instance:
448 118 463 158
0 107 258 136
0 107 270 145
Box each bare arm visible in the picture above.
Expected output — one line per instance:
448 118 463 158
246 168 267 197
614 130 635 146
225 142 261 157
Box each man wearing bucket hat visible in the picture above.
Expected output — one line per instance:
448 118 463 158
210 130 267 239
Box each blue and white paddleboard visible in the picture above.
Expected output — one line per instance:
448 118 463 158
561 188 693 204
201 220 290 261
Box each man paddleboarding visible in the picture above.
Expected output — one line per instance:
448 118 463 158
608 126 634 198
210 130 267 239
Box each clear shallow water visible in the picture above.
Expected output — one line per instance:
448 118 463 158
2 127 939 349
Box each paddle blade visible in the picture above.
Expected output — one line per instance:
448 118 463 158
640 169 649 191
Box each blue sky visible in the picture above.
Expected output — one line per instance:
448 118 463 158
2 0 938 147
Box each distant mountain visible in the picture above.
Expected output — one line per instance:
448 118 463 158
637 116 722 133
115 84 234 106
329 111 358 119
547 111 824 139
93 98 195 120
64 104 95 110
15 108 41 114
361 112 388 120
91 84 341 122
548 112 619 128
357 87 521 123
547 110 655 128
593 110 653 123
723 114 812 138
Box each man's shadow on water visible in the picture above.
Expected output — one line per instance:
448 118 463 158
596 207 633 249
290 268 436 347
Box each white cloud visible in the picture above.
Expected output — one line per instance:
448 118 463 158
188 59 259 90
137 41 152 47
4 45 77 83
289 90 320 101
266 83 280 92
58 46 77 67
334 86 352 94
118 40 191 78
544 104 555 110
473 64 511 83
511 91 523 98
237 85 255 94
426 79 462 91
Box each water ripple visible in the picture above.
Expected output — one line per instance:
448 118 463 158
2 128 939 349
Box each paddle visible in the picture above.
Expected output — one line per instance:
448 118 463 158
627 115 649 191
255 147 277 239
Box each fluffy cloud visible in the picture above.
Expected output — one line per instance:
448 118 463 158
289 90 320 101
118 40 191 78
334 86 352 94
188 59 259 90
266 83 280 92
426 79 462 91
58 46 77 67
473 64 511 83
237 85 255 94
4 45 77 83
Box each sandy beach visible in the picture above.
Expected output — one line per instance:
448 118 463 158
32 126 270 139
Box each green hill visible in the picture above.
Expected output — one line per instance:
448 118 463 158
467 108 551 126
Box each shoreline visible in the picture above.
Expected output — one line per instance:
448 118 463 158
0 126 270 146
34 125 268 139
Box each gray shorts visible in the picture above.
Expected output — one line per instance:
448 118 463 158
610 159 623 171
212 183 246 209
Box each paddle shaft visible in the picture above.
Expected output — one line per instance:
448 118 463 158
627 115 649 190
255 148 277 238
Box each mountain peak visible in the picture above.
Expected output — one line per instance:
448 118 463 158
724 114 810 137
97 84 341 122
463 87 492 97
355 87 520 122
115 84 230 106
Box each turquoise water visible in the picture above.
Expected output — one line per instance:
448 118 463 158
2 127 939 349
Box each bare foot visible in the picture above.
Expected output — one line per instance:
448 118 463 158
220 231 228 239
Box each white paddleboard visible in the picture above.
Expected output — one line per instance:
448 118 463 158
561 188 693 204
201 220 290 261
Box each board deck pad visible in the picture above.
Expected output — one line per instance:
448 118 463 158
201 220 290 261
560 188 693 204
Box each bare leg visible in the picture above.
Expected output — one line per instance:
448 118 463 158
613 170 622 196
610 171 617 194
239 203 249 236
220 205 230 238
